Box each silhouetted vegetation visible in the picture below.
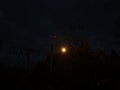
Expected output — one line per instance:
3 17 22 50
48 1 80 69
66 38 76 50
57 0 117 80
0 39 120 90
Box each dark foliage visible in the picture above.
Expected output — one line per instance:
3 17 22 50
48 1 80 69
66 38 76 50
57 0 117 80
0 41 120 90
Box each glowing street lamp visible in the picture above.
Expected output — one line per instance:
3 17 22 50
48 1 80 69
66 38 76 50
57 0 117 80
61 47 67 53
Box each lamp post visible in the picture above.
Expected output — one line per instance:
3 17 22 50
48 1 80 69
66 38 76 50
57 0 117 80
50 35 67 80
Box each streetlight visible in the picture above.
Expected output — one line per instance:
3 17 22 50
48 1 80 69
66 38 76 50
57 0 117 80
61 47 67 53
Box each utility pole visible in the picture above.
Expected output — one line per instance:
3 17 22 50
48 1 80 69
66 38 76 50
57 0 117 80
50 36 56 82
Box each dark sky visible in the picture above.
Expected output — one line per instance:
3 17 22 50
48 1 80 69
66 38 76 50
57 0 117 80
0 0 120 65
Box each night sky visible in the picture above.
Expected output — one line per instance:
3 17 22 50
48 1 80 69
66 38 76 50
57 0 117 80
0 0 120 65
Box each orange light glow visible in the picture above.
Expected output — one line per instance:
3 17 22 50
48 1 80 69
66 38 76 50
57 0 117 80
61 47 67 53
